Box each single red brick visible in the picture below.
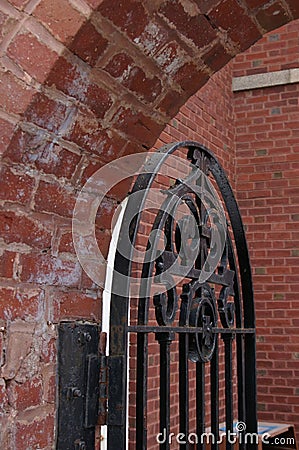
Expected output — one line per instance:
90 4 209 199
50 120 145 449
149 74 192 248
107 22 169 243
256 2 290 32
69 21 108 66
24 93 68 133
0 166 34 204
202 42 231 72
0 211 52 249
0 288 41 320
159 1 216 49
104 53 134 79
15 413 54 449
99 0 148 40
95 196 117 230
34 180 76 218
209 0 261 50
123 66 162 103
59 230 75 254
174 63 209 96
0 118 14 155
113 107 164 148
157 89 188 117
85 82 113 118
0 251 15 278
5 128 81 179
134 21 169 57
154 41 187 75
67 110 126 159
0 71 34 115
33 0 85 44
53 290 100 320
7 32 58 83
20 254 82 287
7 377 43 410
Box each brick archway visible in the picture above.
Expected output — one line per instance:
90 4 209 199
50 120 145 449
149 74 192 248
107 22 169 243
0 1 299 448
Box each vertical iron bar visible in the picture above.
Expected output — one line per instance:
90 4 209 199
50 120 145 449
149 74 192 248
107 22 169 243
179 334 189 450
244 334 258 450
136 333 148 450
156 332 174 450
236 334 245 450
210 335 219 450
196 362 205 450
223 335 233 450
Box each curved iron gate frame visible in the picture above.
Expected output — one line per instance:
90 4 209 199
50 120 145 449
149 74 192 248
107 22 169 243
107 141 257 449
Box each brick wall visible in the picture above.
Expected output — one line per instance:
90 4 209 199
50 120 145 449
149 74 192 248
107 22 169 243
233 19 299 437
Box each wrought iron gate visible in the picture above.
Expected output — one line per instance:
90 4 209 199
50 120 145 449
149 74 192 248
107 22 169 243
106 142 257 450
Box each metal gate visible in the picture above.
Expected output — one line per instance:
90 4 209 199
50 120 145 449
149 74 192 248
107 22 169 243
106 142 257 450
57 141 257 450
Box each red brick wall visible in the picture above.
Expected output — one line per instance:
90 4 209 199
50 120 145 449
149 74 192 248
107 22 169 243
233 19 299 436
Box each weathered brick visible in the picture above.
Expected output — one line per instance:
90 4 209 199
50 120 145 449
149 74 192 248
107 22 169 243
99 0 148 40
7 377 43 410
34 180 76 218
256 2 290 32
0 288 41 321
15 412 54 449
5 128 81 179
34 0 85 44
154 41 186 75
113 107 163 148
69 21 108 66
84 82 113 118
174 62 209 96
24 93 68 133
53 290 100 320
7 32 58 83
159 1 216 50
0 211 52 249
202 42 231 72
134 21 169 57
0 251 15 278
209 0 261 50
0 166 34 204
69 109 125 157
0 71 34 115
20 254 81 287
0 118 14 155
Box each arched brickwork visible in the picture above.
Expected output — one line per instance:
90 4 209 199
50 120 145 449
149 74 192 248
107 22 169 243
0 0 299 448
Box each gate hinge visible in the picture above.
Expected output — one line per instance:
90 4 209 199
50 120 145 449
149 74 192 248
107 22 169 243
98 355 109 425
